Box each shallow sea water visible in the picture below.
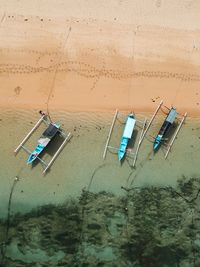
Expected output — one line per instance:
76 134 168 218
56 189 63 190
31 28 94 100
0 109 200 266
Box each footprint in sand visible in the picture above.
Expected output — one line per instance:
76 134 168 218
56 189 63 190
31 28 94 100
14 86 22 96
155 0 162 8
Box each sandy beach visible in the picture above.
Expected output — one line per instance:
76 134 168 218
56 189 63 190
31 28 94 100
1 3 200 265
0 0 200 116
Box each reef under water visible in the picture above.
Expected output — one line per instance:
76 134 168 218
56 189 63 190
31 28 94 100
0 177 200 267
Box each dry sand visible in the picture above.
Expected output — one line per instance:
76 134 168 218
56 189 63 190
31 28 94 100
0 0 200 116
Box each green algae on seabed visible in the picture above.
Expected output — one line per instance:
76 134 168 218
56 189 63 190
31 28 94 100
0 177 200 267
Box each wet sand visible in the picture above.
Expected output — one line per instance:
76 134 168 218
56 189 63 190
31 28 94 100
0 109 200 218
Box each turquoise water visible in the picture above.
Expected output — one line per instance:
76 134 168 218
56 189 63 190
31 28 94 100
0 109 200 266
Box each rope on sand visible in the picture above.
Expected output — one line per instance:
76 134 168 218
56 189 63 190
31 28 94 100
46 26 72 122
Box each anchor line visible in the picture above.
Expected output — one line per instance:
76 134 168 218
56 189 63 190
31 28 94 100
160 107 169 116
46 26 72 122
0 176 19 264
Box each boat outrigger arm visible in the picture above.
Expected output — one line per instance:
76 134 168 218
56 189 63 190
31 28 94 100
153 107 177 151
27 123 60 165
153 106 187 158
14 112 72 174
136 100 187 159
103 109 147 167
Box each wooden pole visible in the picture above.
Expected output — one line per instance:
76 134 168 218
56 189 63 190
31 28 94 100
43 133 71 174
140 100 163 144
107 145 118 152
14 115 46 154
132 118 147 167
165 112 187 159
107 146 135 157
103 109 118 159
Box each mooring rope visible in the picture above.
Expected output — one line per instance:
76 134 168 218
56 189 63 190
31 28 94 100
0 176 20 264
46 26 72 123
87 163 108 191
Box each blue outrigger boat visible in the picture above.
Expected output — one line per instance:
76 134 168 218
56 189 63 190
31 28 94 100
153 107 177 151
118 113 136 161
27 123 60 164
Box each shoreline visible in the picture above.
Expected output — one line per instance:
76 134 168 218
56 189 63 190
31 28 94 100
0 103 199 118
0 108 200 219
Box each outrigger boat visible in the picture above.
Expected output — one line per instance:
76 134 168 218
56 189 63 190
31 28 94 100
118 113 136 161
103 102 186 164
103 109 147 167
153 107 177 151
14 112 72 174
27 123 60 164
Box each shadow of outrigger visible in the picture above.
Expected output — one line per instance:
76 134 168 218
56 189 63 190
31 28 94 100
152 105 187 158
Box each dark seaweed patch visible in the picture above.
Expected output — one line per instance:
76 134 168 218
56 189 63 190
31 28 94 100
0 177 200 266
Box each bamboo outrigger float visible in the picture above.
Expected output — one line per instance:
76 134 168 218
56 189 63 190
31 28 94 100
163 109 187 159
103 101 187 166
14 112 72 174
27 122 61 164
103 109 147 167
153 107 177 151
142 100 187 159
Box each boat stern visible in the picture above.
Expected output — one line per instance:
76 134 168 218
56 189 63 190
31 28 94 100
118 149 125 161
27 153 38 164
118 137 129 161
153 135 162 151
27 144 44 164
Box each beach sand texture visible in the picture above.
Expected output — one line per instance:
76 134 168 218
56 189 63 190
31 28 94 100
0 0 200 115
1 3 200 265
